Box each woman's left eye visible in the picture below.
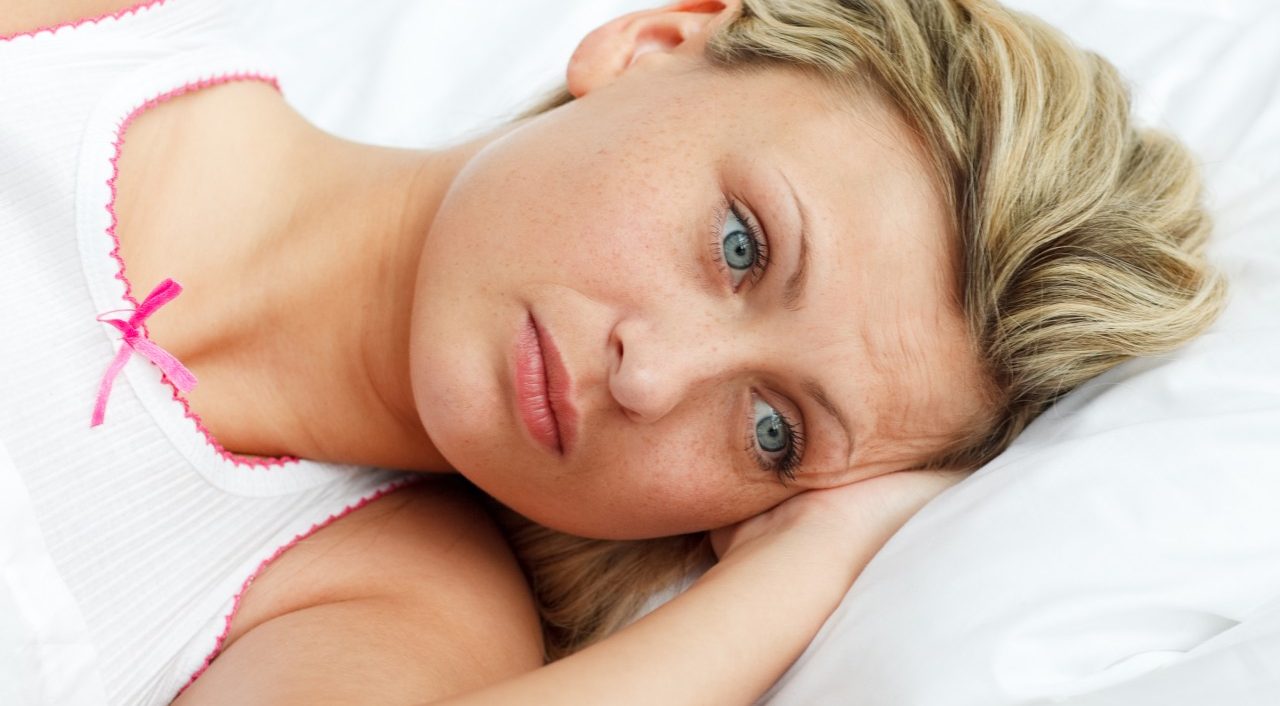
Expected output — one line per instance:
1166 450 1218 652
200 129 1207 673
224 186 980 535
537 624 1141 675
749 396 804 482
718 203 769 289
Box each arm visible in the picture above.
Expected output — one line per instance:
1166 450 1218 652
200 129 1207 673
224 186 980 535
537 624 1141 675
177 517 855 706
173 470 962 705
431 468 965 706
430 523 865 706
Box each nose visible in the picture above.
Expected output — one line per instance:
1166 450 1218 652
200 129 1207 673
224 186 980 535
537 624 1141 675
607 311 746 423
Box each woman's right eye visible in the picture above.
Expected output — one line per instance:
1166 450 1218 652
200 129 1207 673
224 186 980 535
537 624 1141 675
717 203 769 289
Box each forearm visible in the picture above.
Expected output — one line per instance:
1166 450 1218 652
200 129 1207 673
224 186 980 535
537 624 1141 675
430 530 870 706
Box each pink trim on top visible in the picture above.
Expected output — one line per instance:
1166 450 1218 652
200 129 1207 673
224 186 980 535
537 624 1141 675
0 0 169 43
172 476 424 701
102 71 301 468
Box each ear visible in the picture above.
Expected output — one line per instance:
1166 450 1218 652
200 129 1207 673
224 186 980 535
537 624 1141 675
566 0 741 98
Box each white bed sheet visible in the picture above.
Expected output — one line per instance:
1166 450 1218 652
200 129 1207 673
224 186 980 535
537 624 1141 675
224 1 1280 704
3 1 1276 704
759 2 1280 702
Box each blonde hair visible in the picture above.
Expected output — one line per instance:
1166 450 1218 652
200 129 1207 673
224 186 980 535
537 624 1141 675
479 0 1227 661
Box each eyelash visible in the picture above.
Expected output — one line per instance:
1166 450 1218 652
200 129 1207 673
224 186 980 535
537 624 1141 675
710 197 806 482
709 200 771 291
745 399 807 484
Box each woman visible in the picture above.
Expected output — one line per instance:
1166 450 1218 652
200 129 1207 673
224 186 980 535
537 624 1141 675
0 0 1224 703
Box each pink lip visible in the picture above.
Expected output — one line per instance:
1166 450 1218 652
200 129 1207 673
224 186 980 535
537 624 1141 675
514 312 578 456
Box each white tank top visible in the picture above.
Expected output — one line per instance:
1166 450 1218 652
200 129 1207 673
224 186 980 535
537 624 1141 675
0 2 421 703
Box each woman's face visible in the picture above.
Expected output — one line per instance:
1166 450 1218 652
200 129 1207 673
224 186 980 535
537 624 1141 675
409 19 990 540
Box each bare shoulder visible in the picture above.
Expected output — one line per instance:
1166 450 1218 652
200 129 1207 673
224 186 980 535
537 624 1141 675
0 0 156 37
220 475 544 645
176 475 545 705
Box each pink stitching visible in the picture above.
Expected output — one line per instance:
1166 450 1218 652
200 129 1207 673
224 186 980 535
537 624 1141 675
172 477 423 701
104 71 300 468
0 0 170 43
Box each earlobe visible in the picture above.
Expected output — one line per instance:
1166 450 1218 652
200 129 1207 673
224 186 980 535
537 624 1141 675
565 1 739 98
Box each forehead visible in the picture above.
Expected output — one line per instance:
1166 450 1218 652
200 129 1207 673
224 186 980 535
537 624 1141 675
705 66 983 468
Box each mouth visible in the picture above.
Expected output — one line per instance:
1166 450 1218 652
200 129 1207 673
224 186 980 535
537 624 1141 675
514 311 578 456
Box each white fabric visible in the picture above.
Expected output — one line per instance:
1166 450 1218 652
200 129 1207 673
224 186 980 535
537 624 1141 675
0 439 107 706
760 2 1280 703
4 0 1276 703
223 1 1280 703
0 3 415 704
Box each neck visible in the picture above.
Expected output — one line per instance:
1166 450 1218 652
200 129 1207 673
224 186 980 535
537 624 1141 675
160 89 511 471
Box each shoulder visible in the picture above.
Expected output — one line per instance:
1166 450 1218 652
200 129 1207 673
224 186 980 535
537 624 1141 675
178 475 545 704
1 0 160 38
225 475 543 648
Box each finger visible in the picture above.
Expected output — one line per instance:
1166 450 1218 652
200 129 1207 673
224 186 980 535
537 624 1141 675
709 524 736 560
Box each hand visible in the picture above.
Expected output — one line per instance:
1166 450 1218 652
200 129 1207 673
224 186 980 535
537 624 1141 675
709 468 969 564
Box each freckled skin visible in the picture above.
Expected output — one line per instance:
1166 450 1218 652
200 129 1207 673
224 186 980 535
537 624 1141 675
408 55 989 540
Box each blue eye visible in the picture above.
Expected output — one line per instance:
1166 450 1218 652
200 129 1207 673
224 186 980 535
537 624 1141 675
751 396 804 482
723 218 756 273
718 204 768 288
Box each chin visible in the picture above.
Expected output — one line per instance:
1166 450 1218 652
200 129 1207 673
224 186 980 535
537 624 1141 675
519 502 704 541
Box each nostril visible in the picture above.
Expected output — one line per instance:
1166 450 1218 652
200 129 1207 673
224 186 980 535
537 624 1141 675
609 327 624 373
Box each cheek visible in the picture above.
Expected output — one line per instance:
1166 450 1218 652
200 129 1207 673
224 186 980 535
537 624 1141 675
466 114 706 283
533 464 731 540
525 420 775 540
410 112 757 538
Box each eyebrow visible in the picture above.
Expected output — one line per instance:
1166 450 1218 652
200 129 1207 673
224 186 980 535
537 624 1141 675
802 377 854 471
777 168 811 312
773 168 856 467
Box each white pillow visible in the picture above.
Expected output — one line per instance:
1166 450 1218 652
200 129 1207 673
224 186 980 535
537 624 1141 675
226 0 656 149
762 1 1280 703
226 2 1280 703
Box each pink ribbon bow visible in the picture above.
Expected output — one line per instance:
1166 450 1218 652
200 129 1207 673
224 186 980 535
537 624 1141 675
91 277 199 427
